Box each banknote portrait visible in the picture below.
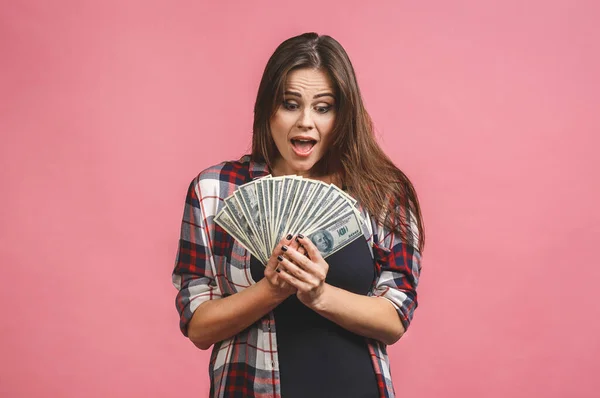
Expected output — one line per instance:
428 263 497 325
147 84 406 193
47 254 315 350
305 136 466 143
311 230 334 254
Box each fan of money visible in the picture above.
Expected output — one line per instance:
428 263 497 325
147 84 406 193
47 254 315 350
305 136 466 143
214 175 365 265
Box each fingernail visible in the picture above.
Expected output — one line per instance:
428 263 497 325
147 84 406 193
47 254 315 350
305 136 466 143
286 234 292 241
297 233 304 239
281 245 288 252
277 255 283 261
276 267 281 273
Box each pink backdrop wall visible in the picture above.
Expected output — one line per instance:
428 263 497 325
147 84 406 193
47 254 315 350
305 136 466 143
1 1 599 397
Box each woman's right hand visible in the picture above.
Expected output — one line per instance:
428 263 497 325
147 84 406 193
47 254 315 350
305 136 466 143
263 234 298 300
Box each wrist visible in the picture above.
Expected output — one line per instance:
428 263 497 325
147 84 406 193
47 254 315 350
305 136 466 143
307 283 332 312
258 278 290 304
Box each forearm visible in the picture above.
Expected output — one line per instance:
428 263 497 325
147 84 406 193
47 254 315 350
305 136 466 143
311 283 405 345
187 279 286 349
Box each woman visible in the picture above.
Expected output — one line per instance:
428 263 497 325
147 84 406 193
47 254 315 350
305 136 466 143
172 32 424 398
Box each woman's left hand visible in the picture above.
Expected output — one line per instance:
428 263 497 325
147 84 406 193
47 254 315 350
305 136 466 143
276 235 329 309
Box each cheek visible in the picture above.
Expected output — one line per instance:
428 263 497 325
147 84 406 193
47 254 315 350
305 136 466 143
271 112 294 135
317 116 336 138
269 120 284 145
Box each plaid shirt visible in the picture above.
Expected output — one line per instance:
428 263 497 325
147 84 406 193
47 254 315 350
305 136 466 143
172 155 422 398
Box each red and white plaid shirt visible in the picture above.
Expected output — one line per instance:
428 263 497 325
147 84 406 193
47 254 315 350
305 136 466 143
172 155 422 397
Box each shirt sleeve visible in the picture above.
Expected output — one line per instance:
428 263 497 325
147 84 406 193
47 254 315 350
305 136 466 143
172 177 222 337
370 209 422 332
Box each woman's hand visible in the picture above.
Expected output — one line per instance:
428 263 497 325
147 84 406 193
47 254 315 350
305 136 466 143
276 234 330 309
263 235 297 301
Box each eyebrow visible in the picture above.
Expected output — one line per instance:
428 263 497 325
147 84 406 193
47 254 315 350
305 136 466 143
284 90 336 99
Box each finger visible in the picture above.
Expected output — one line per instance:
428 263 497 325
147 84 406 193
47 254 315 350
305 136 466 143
277 254 312 282
267 234 294 273
265 254 277 271
289 235 308 256
275 233 294 253
265 253 281 275
288 236 302 251
297 234 324 262
298 245 307 256
281 246 314 272
275 270 302 289
276 261 312 291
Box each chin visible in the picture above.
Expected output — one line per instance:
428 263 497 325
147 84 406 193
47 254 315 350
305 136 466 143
288 157 321 174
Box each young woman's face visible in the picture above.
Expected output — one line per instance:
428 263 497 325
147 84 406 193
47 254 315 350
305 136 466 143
269 68 336 178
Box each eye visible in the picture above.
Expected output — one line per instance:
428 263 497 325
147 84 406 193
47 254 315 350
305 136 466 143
315 105 332 114
282 101 299 111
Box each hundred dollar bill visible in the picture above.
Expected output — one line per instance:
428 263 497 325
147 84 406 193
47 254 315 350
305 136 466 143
274 177 300 244
266 178 275 250
304 195 352 234
272 176 290 245
255 179 271 256
271 177 284 248
282 178 308 235
224 196 253 240
305 208 364 258
229 192 267 260
235 185 268 259
214 207 266 263
287 180 320 233
339 187 358 207
297 181 329 225
295 184 337 233
259 179 272 252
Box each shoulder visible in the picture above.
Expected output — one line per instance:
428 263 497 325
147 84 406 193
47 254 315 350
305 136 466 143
188 155 254 194
180 155 253 210
194 155 252 185
183 155 255 217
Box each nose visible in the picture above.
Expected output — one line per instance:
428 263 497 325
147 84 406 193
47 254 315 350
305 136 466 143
296 108 315 130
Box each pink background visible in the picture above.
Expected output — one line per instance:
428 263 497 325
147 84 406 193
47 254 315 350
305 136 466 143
1 1 599 397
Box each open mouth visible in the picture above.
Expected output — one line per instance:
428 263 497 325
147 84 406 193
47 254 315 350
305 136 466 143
290 138 317 155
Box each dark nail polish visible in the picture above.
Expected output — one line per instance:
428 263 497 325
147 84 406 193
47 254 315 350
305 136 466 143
276 268 281 273
298 234 304 239
277 255 283 261
282 245 288 252
286 234 292 241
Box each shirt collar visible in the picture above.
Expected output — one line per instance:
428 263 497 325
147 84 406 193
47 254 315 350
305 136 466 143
247 155 270 180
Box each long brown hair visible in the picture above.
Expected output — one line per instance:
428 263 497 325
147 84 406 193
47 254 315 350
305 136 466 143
251 32 425 252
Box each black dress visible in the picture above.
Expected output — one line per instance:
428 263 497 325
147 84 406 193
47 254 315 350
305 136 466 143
250 237 380 398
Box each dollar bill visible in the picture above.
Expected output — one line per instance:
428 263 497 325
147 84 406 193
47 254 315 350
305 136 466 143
255 179 271 257
295 184 337 233
296 181 330 232
271 177 289 244
266 178 275 250
224 196 252 239
233 189 268 260
271 177 284 248
339 187 358 207
282 178 308 235
260 179 271 252
274 177 300 243
306 208 363 258
307 196 352 231
215 206 265 263
287 180 320 233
